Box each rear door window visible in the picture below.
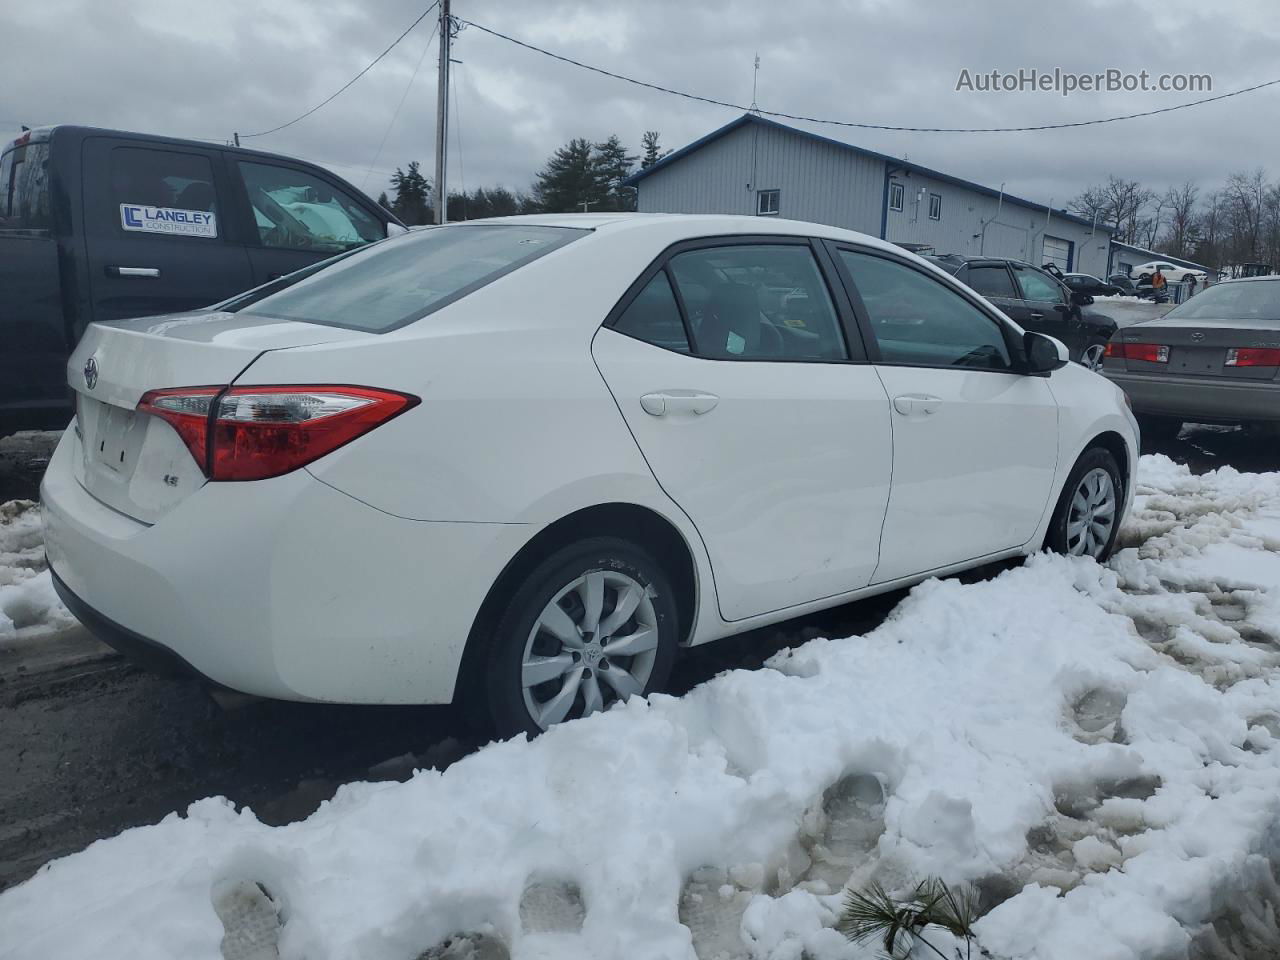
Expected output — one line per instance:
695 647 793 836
964 264 1018 299
236 223 586 332
0 142 52 231
110 147 219 239
237 161 382 253
612 271 691 354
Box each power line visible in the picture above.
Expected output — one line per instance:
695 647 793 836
459 16 1280 134
361 18 439 191
242 2 439 139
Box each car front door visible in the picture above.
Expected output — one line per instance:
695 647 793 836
230 159 387 286
81 138 255 324
831 246 1059 584
1011 263 1086 358
591 238 894 622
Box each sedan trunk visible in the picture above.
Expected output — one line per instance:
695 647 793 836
66 311 368 523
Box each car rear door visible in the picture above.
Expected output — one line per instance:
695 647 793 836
830 245 1059 583
81 137 255 324
1011 263 1085 357
229 157 388 285
957 262 1026 322
591 237 893 622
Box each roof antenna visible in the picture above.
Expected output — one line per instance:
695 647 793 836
749 53 761 114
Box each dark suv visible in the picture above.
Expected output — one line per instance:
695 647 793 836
926 255 1117 370
0 125 405 430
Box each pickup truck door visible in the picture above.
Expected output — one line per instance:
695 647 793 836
228 158 389 286
81 137 254 324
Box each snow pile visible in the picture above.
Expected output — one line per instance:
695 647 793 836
3 457 1280 960
0 500 74 640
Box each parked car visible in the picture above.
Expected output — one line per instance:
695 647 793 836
1128 260 1207 284
1105 274 1148 298
1102 274 1280 439
0 125 406 433
42 215 1138 738
927 255 1118 370
1064 273 1124 297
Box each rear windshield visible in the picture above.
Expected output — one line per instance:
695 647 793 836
1165 279 1280 323
0 142 52 231
237 224 587 332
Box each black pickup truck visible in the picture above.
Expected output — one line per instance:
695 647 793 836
0 125 405 431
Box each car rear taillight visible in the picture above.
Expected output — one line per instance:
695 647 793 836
137 385 418 481
1225 347 1280 367
1105 342 1169 363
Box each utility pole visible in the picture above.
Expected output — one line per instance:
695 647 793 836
433 0 452 225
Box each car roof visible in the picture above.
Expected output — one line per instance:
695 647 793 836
469 212 914 257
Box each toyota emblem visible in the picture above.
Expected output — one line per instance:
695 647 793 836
83 357 99 390
1190 331 1205 342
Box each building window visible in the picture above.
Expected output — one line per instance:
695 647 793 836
928 193 942 221
888 181 904 212
757 189 780 216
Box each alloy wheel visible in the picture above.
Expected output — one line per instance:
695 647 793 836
520 570 660 730
1081 343 1106 371
1066 467 1116 558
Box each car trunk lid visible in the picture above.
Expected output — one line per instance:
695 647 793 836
1109 317 1280 380
67 311 369 523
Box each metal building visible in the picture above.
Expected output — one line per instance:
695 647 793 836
1106 239 1211 279
626 114 1114 277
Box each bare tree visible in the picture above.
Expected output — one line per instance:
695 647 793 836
1161 181 1199 258
1224 168 1267 261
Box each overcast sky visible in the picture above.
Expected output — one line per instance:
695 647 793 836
4 0 1278 210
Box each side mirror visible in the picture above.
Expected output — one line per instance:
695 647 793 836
1071 290 1094 306
386 222 409 238
1025 331 1069 375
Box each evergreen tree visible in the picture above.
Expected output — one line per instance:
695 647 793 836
641 131 668 168
376 190 392 212
593 135 638 212
390 161 432 225
534 138 601 213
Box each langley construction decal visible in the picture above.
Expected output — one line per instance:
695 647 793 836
119 203 217 238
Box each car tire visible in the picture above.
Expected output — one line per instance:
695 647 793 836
1044 447 1124 562
1138 273 1152 283
1137 415 1182 444
480 537 679 740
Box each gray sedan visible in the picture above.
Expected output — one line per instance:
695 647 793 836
1102 275 1280 439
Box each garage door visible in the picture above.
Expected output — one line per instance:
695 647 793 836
1042 235 1072 271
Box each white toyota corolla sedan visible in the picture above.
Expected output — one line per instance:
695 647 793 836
42 214 1138 738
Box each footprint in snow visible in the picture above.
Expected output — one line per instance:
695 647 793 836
1069 686 1128 745
518 877 586 935
213 879 282 960
801 772 887 893
678 866 756 960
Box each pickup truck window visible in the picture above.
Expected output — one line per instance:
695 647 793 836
238 161 382 254
0 143 52 231
110 147 218 238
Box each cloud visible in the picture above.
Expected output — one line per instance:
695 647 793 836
3 0 1278 208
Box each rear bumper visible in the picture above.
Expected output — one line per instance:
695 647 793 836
40 428 535 704
1104 371 1280 423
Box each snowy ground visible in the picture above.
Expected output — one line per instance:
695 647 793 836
4 456 1280 960
0 501 76 643
1088 295 1173 328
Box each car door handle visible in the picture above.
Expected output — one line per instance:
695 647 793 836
892 394 942 416
640 391 719 417
106 266 160 278
1028 311 1045 320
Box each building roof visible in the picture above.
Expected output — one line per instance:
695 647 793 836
1106 238 1210 273
623 113 1112 232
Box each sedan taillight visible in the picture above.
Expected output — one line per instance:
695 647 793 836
1105 342 1169 363
1225 347 1280 367
137 385 418 481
